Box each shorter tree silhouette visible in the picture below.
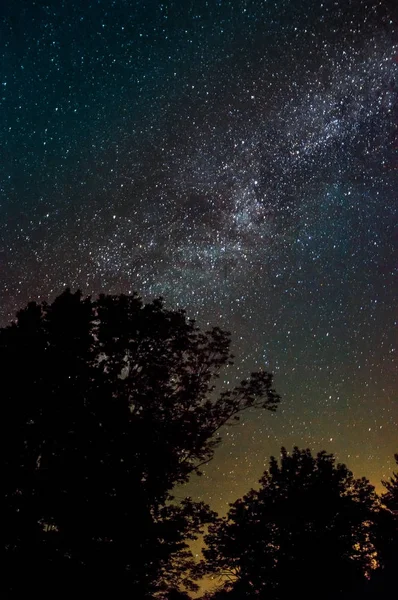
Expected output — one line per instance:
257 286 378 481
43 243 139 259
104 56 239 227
367 452 398 597
200 447 379 600
382 453 398 513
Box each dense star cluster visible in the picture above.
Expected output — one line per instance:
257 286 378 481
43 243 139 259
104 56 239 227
1 0 397 513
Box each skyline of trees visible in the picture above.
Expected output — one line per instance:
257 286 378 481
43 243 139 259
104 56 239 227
2 289 396 598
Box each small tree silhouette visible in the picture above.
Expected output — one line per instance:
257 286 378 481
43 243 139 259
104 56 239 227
2 289 280 598
367 453 398 597
382 453 398 513
200 447 379 600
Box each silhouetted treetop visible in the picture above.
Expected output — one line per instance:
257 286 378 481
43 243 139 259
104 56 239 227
200 447 379 600
382 453 398 513
2 288 280 598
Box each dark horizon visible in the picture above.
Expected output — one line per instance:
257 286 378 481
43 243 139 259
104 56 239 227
3 289 397 598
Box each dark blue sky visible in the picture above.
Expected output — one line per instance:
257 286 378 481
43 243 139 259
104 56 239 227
1 0 397 512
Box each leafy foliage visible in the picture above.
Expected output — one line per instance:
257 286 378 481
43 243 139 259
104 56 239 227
2 289 279 597
382 453 398 513
200 447 379 600
367 452 398 596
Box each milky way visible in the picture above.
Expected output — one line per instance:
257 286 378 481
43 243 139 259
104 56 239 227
1 0 397 515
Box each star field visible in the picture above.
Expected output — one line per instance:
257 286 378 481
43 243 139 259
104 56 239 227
1 0 397 518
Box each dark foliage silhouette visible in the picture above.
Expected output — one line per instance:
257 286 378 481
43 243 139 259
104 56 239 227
382 453 398 512
199 447 380 600
2 289 279 598
365 452 398 597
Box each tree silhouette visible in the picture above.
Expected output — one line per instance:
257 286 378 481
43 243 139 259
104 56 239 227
200 447 379 600
382 453 398 513
367 453 398 597
2 289 280 598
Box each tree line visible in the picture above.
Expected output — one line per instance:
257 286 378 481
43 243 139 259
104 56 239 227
2 289 396 599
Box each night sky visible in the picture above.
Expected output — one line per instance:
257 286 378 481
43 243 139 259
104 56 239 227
1 0 397 521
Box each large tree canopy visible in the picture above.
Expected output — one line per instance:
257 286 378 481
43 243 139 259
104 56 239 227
2 289 279 598
200 447 380 600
